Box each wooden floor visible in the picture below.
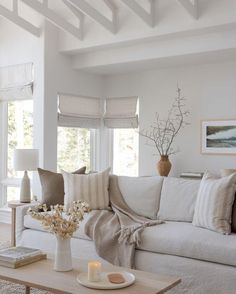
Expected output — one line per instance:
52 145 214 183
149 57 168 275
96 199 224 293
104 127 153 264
0 222 11 242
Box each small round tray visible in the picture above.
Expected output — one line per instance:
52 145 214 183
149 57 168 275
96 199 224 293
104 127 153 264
77 271 135 290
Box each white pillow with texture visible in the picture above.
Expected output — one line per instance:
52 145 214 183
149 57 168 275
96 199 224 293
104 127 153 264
193 171 236 234
63 168 110 210
157 177 201 222
118 176 164 219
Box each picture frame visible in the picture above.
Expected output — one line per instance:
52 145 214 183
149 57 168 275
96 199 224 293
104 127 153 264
201 120 236 154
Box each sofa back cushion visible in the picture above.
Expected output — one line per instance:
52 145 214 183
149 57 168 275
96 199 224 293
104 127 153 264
157 177 201 222
193 171 236 234
117 176 163 219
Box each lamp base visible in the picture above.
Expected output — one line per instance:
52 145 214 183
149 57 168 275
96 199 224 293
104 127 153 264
20 171 31 203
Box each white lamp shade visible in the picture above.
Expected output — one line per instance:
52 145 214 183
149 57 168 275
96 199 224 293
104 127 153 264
13 149 39 171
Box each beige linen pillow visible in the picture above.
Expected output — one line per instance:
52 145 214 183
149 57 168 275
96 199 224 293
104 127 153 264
63 168 110 210
192 171 236 234
221 169 236 233
38 167 86 206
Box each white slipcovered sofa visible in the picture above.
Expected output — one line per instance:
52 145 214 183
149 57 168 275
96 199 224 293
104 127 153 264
16 176 236 294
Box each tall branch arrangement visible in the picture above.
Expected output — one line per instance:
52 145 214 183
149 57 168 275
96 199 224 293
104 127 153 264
139 87 190 156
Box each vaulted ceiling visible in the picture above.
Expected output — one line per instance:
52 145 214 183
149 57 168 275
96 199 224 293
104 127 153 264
1 0 236 75
0 0 198 39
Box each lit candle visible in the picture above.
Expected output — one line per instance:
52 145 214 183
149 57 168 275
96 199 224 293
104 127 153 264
88 261 102 282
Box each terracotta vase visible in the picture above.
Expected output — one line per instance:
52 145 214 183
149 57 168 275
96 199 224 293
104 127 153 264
157 155 172 176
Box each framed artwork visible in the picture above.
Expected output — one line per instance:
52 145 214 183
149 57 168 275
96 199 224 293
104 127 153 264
201 120 236 154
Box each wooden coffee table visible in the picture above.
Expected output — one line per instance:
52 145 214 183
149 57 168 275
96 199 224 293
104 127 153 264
0 257 180 293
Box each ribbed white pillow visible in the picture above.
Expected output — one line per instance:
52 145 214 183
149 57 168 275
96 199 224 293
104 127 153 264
192 171 236 234
63 168 110 210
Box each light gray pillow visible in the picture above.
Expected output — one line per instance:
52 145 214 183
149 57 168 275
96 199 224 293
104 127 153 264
157 177 201 222
117 176 164 219
193 171 236 234
38 167 86 207
63 168 110 210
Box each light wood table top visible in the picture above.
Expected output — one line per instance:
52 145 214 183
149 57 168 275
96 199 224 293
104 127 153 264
0 257 180 293
8 200 30 208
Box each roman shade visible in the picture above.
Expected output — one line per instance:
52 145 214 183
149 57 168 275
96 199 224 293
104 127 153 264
58 94 102 129
0 63 33 101
104 97 138 128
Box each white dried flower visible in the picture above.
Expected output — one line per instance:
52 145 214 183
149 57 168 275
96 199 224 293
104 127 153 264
27 200 90 239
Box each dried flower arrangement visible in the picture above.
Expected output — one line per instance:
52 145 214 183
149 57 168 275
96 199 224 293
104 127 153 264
27 201 90 239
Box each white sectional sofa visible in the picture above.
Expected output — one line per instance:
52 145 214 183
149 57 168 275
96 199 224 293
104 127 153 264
16 175 236 294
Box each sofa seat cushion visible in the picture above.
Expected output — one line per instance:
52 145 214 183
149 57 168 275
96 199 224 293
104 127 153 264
24 213 92 241
137 221 236 267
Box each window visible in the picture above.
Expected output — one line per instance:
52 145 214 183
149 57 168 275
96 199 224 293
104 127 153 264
0 100 33 205
113 128 139 176
8 100 33 178
57 127 93 172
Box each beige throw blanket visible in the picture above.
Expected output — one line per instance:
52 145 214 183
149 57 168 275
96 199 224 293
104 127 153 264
84 175 163 268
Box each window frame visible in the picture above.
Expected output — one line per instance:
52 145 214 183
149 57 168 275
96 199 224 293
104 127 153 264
0 99 33 206
0 101 7 206
109 128 139 176
57 126 100 173
90 128 100 172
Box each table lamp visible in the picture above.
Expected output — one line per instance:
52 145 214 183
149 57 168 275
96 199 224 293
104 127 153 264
13 149 39 203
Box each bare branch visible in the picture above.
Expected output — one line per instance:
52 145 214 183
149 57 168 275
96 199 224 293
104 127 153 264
139 87 190 156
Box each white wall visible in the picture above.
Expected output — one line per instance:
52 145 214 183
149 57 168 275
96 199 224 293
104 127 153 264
0 20 104 198
43 21 104 172
0 19 45 197
1 17 236 187
104 61 236 176
0 18 44 156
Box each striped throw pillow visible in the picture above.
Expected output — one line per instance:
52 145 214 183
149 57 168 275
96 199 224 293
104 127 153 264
192 171 236 234
63 168 110 210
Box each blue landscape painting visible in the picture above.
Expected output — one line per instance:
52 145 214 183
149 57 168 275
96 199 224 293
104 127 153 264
206 126 236 148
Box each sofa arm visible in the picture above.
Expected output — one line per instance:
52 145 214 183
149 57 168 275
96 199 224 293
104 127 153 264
16 202 39 245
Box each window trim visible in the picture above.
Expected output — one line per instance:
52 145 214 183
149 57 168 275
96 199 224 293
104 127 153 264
0 101 8 206
0 99 33 206
111 128 139 176
57 126 99 173
90 129 100 172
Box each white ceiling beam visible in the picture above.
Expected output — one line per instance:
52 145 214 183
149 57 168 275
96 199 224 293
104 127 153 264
103 0 117 12
120 0 155 27
0 1 40 37
62 0 84 22
177 0 198 19
21 0 83 40
67 0 117 34
62 0 85 39
103 0 118 33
